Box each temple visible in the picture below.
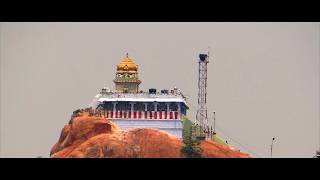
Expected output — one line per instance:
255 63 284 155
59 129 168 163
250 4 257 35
93 54 189 138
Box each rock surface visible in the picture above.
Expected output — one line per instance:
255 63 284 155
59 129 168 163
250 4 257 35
50 113 250 158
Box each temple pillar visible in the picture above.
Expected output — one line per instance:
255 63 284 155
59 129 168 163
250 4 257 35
130 102 135 119
177 102 181 119
166 103 170 119
112 102 117 118
166 103 170 112
154 102 159 119
153 102 159 111
143 103 148 119
143 103 148 111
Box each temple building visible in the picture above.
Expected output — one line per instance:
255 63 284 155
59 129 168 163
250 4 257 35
92 54 189 138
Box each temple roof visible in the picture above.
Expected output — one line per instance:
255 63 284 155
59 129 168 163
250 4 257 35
116 53 138 72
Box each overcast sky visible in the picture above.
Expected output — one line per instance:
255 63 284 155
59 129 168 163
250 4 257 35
1 22 319 158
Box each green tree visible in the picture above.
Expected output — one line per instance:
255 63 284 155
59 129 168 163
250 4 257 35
181 117 202 158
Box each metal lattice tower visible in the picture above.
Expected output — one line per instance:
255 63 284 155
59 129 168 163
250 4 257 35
196 53 209 139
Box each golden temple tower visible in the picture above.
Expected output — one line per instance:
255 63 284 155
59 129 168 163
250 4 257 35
113 53 141 93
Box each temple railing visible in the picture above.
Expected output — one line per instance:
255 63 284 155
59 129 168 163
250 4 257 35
100 92 184 99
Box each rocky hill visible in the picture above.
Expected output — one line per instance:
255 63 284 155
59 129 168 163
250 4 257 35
50 112 250 158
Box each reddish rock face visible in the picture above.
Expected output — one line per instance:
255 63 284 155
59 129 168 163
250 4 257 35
50 113 250 158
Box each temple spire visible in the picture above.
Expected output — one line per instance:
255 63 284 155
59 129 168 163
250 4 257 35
114 54 141 93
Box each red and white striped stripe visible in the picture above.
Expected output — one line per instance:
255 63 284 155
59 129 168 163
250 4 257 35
108 110 181 120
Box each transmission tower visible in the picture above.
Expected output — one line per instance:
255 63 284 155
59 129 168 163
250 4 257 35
196 53 209 139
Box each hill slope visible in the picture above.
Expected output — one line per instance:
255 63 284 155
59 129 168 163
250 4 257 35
50 113 250 158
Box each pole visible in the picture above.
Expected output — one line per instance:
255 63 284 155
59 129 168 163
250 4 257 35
213 111 216 134
271 137 275 158
270 144 272 158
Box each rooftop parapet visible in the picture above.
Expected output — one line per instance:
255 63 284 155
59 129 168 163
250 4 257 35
100 91 185 99
100 87 186 100
96 87 189 108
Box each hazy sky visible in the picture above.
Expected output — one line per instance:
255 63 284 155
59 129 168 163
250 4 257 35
1 22 319 158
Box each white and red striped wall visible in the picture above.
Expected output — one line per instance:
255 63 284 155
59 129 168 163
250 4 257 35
105 110 181 120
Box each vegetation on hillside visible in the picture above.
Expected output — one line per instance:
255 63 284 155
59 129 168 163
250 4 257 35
180 116 202 158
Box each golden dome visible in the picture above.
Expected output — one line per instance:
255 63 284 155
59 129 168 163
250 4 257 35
116 54 138 71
